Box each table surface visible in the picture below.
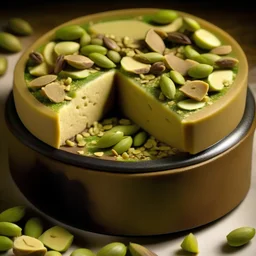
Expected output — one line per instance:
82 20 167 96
0 3 256 255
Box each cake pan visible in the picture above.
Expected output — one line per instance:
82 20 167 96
5 88 256 236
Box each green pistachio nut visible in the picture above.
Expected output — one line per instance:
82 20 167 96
45 251 62 256
159 75 176 100
193 53 221 66
129 242 157 256
97 242 127 256
80 45 107 56
169 70 185 85
55 25 85 40
91 38 104 46
183 17 200 32
192 29 221 50
54 41 80 56
71 248 96 256
110 124 140 136
151 9 178 24
184 45 200 59
0 222 22 237
24 217 44 238
0 57 8 76
180 233 199 254
0 236 13 252
88 53 116 69
7 18 33 36
226 227 256 247
96 131 124 148
43 42 57 66
107 50 121 63
0 32 22 52
29 62 51 77
188 63 213 79
134 52 164 64
0 206 26 223
133 131 148 147
80 32 91 47
113 136 133 155
177 99 206 111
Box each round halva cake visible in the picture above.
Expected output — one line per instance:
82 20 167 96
13 8 248 160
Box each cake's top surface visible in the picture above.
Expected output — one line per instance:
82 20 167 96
23 9 241 118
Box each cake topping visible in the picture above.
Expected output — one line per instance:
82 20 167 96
55 25 85 40
159 75 176 100
54 41 80 56
164 53 195 76
179 80 209 101
134 52 164 64
29 51 44 65
151 9 179 24
41 82 66 103
177 99 206 110
43 42 57 66
215 57 239 69
121 56 151 74
29 74 57 89
210 45 232 55
167 31 191 45
145 29 165 54
64 55 94 69
207 70 234 91
192 28 221 50
88 52 116 68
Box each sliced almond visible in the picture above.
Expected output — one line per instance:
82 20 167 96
210 45 232 55
28 74 58 89
145 29 165 54
64 55 94 69
164 54 195 76
121 56 151 74
180 80 209 101
41 82 66 103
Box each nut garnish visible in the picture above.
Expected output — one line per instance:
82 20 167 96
64 55 94 69
145 29 165 54
29 52 44 65
179 80 209 101
41 82 66 103
29 74 58 89
149 62 166 75
103 36 119 50
121 56 151 74
210 45 232 55
167 31 191 45
215 57 239 69
54 55 66 74
164 53 195 76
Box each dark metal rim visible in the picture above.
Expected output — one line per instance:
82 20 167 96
5 89 255 173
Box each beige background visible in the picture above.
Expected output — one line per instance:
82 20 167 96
1 4 256 255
